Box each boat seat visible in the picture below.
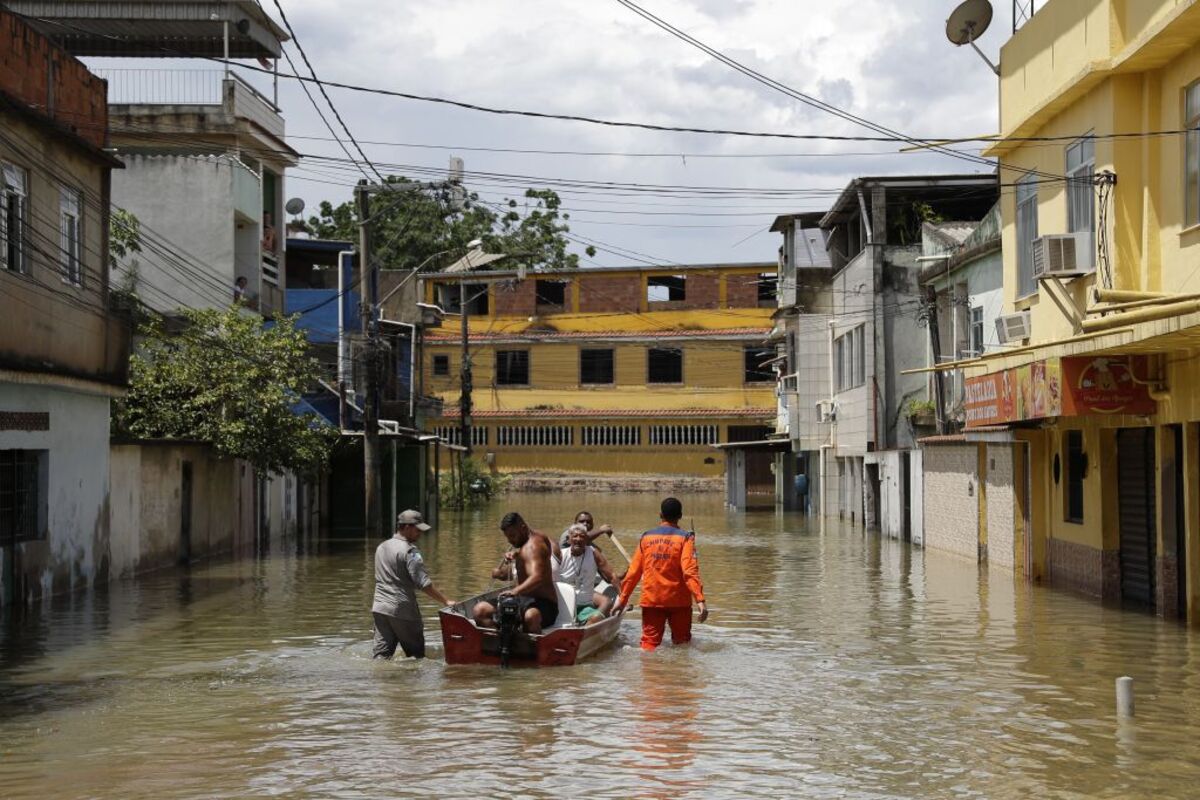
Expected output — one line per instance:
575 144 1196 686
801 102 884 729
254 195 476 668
547 582 577 630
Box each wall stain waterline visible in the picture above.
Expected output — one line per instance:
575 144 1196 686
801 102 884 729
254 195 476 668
1 491 1198 799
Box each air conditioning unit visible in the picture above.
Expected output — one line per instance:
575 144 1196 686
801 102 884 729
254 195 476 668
816 399 837 424
1032 232 1094 279
995 311 1032 345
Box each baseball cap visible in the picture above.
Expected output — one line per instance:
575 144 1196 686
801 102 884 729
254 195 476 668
397 509 432 531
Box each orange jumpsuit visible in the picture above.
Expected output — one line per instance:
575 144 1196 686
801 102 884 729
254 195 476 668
618 523 705 651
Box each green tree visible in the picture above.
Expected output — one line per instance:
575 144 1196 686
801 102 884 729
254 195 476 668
306 179 594 272
116 307 337 476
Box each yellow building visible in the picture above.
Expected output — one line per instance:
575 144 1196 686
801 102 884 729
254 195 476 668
420 262 778 477
954 0 1200 624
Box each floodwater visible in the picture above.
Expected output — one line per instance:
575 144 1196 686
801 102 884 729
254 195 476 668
2 493 1199 799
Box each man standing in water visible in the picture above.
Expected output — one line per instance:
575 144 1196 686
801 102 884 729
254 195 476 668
612 497 708 651
371 510 455 659
474 512 559 633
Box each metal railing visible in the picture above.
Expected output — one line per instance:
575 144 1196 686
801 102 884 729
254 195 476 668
94 69 277 110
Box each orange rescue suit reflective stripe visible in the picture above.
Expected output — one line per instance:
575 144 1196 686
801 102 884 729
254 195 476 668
618 523 705 608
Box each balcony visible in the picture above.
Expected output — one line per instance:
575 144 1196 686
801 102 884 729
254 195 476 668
96 69 291 153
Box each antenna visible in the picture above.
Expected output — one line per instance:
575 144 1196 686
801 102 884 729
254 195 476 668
285 197 306 216
946 0 999 76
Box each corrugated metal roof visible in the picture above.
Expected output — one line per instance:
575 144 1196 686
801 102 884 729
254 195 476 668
434 408 774 419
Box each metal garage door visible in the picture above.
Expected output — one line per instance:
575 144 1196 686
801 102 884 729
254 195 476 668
1117 428 1157 609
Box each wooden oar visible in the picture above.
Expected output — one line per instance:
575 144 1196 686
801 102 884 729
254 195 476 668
608 533 632 564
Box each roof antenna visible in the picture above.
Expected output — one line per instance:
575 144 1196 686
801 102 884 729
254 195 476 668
946 0 1000 76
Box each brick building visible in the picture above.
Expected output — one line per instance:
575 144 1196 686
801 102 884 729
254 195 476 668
421 262 778 479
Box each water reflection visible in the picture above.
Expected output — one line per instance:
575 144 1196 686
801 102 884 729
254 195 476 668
0 492 1199 798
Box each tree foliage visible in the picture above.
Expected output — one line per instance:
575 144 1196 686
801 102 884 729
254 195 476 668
115 307 337 476
306 179 594 272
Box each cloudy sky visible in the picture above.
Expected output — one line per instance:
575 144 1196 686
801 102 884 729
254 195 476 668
228 0 1005 266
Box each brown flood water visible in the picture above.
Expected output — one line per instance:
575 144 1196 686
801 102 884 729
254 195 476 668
1 491 1199 799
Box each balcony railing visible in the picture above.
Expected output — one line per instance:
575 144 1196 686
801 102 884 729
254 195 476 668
93 69 277 111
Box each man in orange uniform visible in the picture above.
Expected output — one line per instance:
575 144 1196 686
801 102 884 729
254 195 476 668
612 497 708 651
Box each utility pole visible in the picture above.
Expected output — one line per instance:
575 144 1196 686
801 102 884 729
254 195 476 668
458 273 473 456
357 181 383 538
924 284 947 436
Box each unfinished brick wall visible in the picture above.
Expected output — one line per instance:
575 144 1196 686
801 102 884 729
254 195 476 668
0 8 107 148
725 274 761 308
493 279 537 316
579 275 641 313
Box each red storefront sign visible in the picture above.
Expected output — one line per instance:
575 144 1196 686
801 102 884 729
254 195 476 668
964 356 1155 428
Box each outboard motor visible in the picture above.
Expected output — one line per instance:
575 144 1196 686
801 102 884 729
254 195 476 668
496 595 522 668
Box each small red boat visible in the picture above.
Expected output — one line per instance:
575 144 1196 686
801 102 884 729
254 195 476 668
439 584 624 667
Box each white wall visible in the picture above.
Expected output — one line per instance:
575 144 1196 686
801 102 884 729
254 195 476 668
986 444 1016 570
111 153 237 312
922 444 980 561
0 382 111 604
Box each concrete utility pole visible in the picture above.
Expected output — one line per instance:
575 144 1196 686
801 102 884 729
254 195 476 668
357 181 383 539
459 268 473 456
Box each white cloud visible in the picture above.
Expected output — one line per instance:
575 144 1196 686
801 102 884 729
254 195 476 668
267 0 1005 264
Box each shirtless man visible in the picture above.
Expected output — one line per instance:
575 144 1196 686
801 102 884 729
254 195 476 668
473 512 559 634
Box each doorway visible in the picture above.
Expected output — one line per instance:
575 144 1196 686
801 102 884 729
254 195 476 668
1117 428 1157 609
179 461 193 565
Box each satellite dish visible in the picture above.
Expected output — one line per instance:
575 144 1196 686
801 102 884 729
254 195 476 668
946 0 999 75
285 197 306 216
946 0 993 45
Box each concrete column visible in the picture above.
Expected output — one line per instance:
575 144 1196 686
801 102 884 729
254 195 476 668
1155 424 1179 618
977 443 989 564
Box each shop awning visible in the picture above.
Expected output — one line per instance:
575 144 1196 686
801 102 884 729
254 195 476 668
712 439 791 452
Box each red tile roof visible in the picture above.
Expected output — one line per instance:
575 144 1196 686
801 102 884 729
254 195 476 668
434 407 774 419
426 327 771 343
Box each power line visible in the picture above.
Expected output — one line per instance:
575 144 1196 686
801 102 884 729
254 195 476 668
263 0 383 182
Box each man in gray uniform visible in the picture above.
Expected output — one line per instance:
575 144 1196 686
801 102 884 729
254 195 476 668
372 509 454 659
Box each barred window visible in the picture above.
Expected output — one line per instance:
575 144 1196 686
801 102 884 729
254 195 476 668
0 449 45 542
496 425 574 447
432 425 488 447
581 425 641 446
1 163 28 274
649 425 718 446
580 348 614 385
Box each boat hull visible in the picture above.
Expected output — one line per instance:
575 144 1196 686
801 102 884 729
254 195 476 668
439 589 624 667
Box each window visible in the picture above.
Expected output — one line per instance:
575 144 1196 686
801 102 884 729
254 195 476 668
1 164 27 274
580 348 614 385
60 188 83 286
582 425 640 446
432 354 450 376
1016 175 1039 297
433 425 488 447
535 279 568 311
647 275 686 303
786 331 797 374
0 449 45 542
969 306 984 357
1065 430 1085 523
757 272 777 307
495 350 529 386
647 347 683 384
497 426 573 447
1188 81 1200 226
852 327 865 386
834 327 865 393
649 425 718 446
1066 136 1095 235
744 346 775 383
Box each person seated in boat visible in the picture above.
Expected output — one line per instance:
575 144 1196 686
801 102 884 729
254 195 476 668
559 524 619 625
473 512 559 635
558 510 614 550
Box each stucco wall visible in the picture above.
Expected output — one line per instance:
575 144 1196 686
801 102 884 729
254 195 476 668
987 445 1016 570
111 154 237 312
922 444 979 561
0 383 111 606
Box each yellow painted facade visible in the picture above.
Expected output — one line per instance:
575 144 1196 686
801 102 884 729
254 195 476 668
420 263 777 476
980 0 1200 622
